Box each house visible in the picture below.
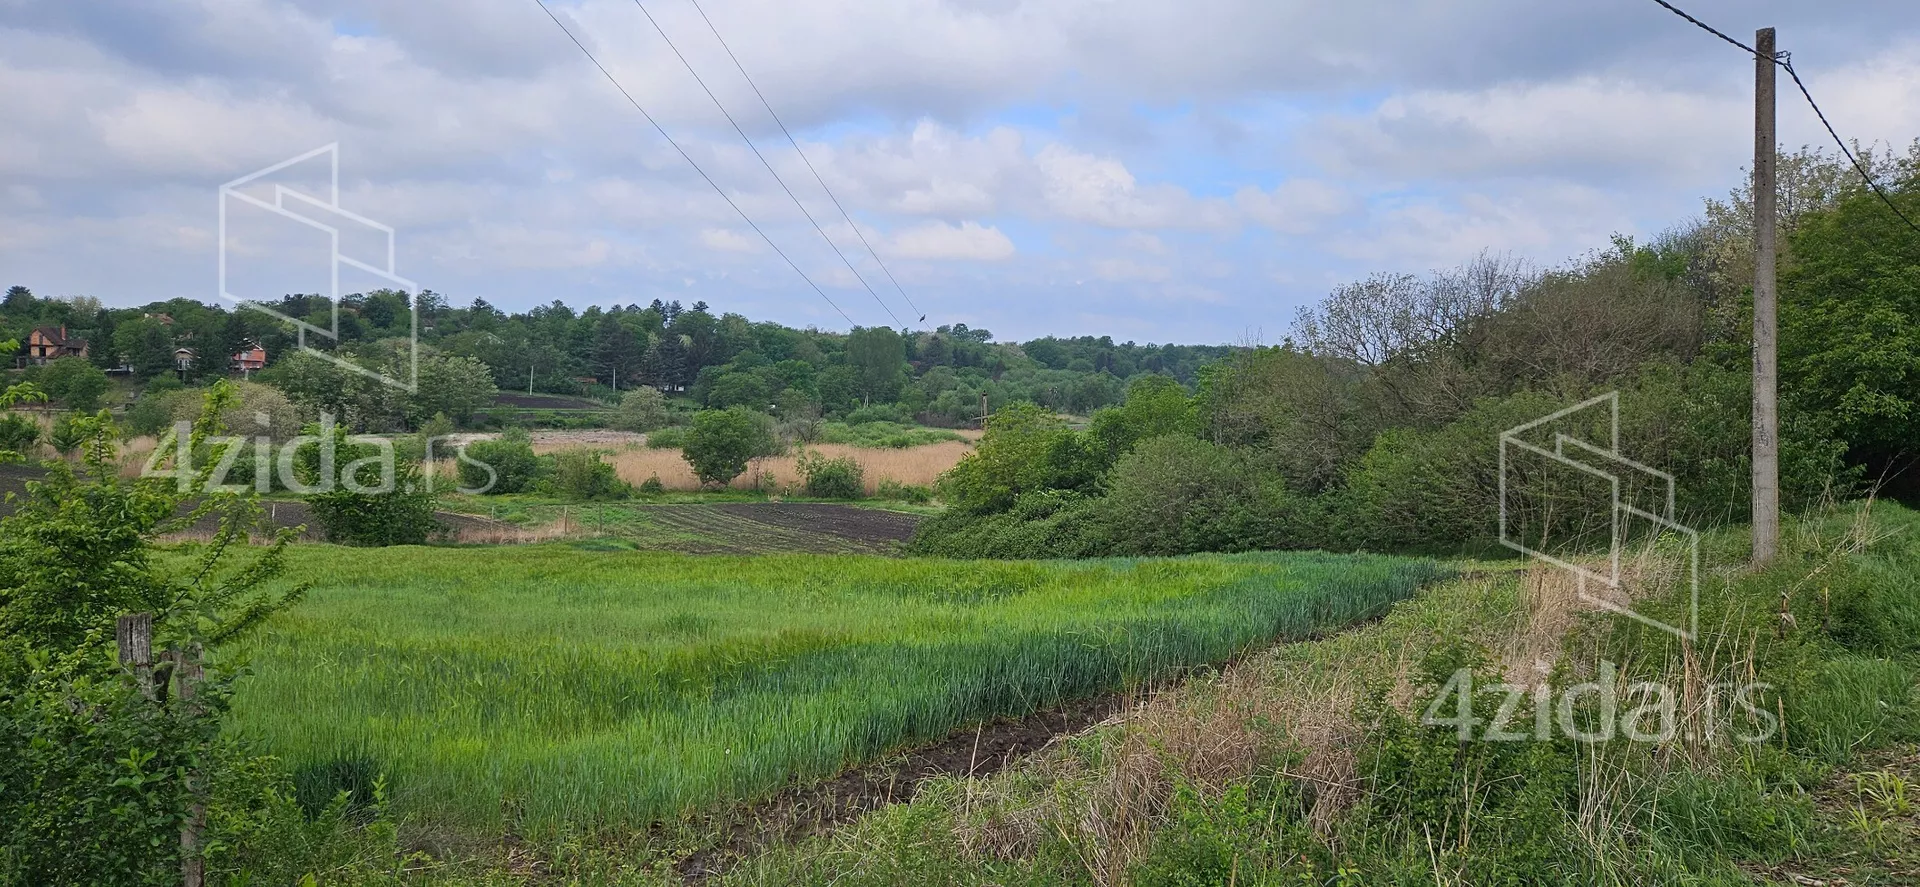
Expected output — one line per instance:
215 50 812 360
231 343 267 375
174 347 195 372
26 326 88 364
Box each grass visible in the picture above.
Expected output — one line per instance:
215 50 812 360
433 500 915 553
224 545 1445 834
815 421 969 448
703 502 1920 887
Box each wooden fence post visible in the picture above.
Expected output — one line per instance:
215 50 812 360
115 613 153 699
174 643 206 887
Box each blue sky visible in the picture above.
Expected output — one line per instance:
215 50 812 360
2 0 1917 343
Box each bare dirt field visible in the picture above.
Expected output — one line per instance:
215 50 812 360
489 393 604 410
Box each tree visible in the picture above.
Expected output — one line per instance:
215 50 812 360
1088 375 1195 467
411 354 498 427
937 402 1100 515
682 407 776 487
0 387 305 884
114 318 177 379
459 429 541 494
1097 434 1296 556
296 424 439 545
35 357 109 412
592 314 642 390
847 326 906 405
1778 149 1920 491
611 387 669 432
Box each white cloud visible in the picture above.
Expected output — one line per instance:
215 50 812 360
885 220 1014 260
1235 179 1357 234
1089 257 1170 283
699 227 760 253
2 1 1918 343
1034 144 1230 228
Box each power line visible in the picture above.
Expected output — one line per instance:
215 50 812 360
684 0 930 325
1782 59 1920 237
1645 1 1919 237
529 0 852 325
1648 0 1764 58
628 0 905 328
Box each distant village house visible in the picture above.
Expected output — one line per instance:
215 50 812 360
25 326 88 364
232 343 267 374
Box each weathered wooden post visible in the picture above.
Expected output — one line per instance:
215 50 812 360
173 643 206 887
115 612 153 699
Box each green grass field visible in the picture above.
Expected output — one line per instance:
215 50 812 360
224 545 1444 832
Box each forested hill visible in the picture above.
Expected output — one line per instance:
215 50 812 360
0 286 1237 427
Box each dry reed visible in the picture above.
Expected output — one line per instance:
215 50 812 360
569 441 974 494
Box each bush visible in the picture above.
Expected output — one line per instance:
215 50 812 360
645 425 689 449
874 478 932 503
0 413 39 457
638 475 665 496
296 428 440 545
612 387 670 432
818 421 964 448
34 356 109 412
0 387 305 886
123 391 182 438
1097 433 1303 556
682 407 778 487
936 402 1101 515
48 413 89 457
910 489 1112 558
458 428 541 494
844 402 912 424
796 449 864 499
176 381 305 443
550 450 628 501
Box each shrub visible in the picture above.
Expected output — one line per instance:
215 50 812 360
296 427 440 546
682 407 778 488
645 425 689 449
638 475 666 496
936 402 1101 515
612 387 670 432
818 421 964 448
0 386 305 886
796 449 864 499
874 478 932 503
550 450 628 501
34 356 109 412
0 413 39 457
844 402 912 424
175 381 305 443
1097 433 1303 556
48 413 89 457
910 489 1111 558
458 428 540 494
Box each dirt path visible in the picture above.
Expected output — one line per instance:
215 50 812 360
672 690 1140 881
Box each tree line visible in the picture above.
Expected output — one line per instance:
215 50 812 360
917 142 1920 556
0 287 1236 432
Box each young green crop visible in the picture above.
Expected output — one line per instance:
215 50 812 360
226 546 1444 833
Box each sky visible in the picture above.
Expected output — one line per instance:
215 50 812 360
2 0 1917 345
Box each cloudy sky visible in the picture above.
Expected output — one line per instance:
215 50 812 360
3 0 1917 343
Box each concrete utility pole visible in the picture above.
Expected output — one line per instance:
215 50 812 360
1752 26 1780 566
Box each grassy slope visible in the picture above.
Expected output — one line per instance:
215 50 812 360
722 503 1920 886
226 545 1443 833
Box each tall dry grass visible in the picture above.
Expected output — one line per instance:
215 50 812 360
582 441 974 494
